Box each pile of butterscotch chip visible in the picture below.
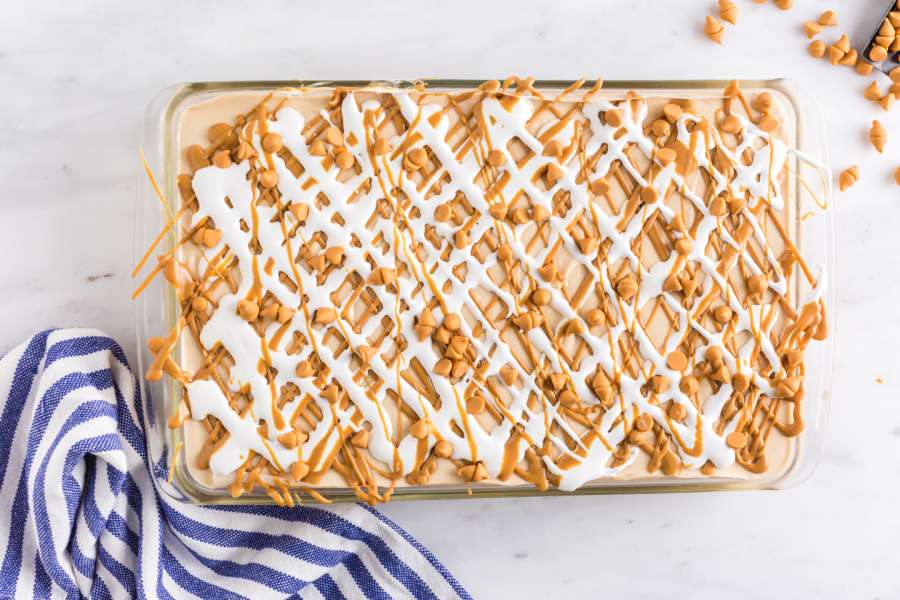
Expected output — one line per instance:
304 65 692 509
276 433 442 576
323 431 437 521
703 3 900 190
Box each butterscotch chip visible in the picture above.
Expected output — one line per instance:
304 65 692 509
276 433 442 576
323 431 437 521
718 0 737 25
335 150 355 170
212 150 232 169
350 429 369 449
496 243 513 261
531 205 549 222
713 305 733 323
876 35 893 48
839 49 858 66
865 81 882 101
674 237 693 255
640 186 658 203
882 20 896 37
839 165 859 191
434 358 452 376
605 109 623 127
590 178 611 195
261 132 283 154
295 360 314 378
650 375 670 394
277 307 296 324
616 276 638 301
453 229 470 249
721 115 742 134
290 461 310 481
441 313 461 331
451 359 468 378
259 169 279 189
434 439 453 458
635 414 654 432
834 34 850 53
870 120 887 153
827 46 845 65
880 93 896 111
774 375 802 398
545 163 564 184
322 384 340 404
500 364 518 386
679 376 699 395
732 372 751 392
324 126 344 146
543 140 563 158
870 45 888 62
290 202 309 222
747 274 768 295
466 395 486 414
666 350 689 372
458 462 488 482
208 122 235 145
709 195 728 216
704 16 725 44
324 247 344 265
856 61 874 75
774 0 792 9
538 263 557 281
758 115 778 133
191 296 208 312
531 289 551 306
314 307 337 324
487 149 506 166
651 119 671 138
558 390 578 408
410 419 429 439
808 40 826 58
202 228 223 248
187 145 209 170
818 10 837 27
277 430 301 449
663 103 683 122
657 147 677 166
368 267 397 286
705 345 724 364
803 21 823 39
726 431 747 449
894 166 900 186
586 308 606 326
237 299 259 321
668 402 687 421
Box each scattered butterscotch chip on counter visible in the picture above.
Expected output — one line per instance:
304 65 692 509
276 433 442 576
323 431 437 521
870 120 887 153
818 9 838 27
808 40 826 58
774 0 792 9
894 166 900 185
718 0 737 25
856 61 874 76
704 15 725 44
879 93 895 111
803 21 823 39
864 81 883 101
838 165 860 191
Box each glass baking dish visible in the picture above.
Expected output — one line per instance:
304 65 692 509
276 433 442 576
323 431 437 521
136 79 834 504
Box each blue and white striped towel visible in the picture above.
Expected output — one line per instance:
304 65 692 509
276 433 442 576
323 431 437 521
0 329 469 599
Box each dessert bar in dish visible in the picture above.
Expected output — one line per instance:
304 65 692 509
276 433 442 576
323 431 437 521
139 78 830 505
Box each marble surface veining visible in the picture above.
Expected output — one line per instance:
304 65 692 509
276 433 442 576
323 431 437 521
1 1 898 598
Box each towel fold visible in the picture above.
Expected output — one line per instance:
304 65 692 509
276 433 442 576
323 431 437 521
0 329 468 599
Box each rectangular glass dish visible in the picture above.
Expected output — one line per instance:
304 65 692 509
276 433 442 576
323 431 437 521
136 79 834 505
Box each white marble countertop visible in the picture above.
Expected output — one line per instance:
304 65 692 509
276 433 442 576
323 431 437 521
2 1 899 597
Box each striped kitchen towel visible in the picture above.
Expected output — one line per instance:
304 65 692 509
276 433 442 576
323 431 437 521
0 329 469 599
